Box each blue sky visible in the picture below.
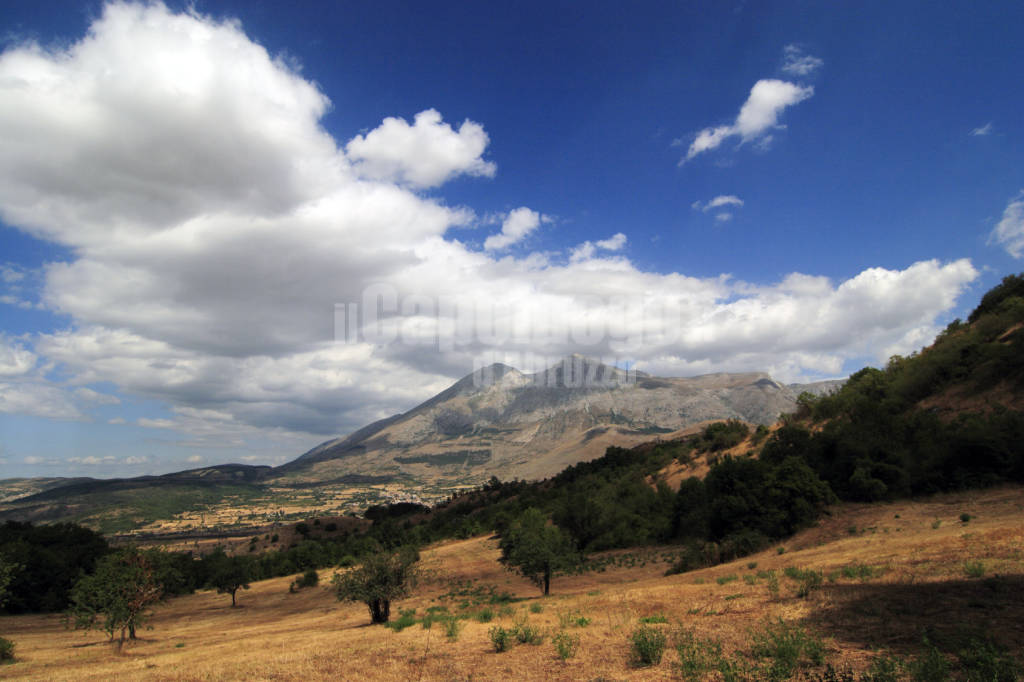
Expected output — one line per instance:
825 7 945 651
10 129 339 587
1 1 1022 478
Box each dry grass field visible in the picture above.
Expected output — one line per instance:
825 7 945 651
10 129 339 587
3 486 1023 681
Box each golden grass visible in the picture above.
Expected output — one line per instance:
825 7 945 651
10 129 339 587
3 486 1024 680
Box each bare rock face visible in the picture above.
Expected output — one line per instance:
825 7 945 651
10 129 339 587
273 356 831 487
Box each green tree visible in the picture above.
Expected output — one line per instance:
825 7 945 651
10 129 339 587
498 508 576 595
67 547 163 650
332 547 419 624
205 549 253 607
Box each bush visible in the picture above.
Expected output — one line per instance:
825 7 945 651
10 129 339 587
750 619 825 681
957 636 1021 681
474 607 494 623
862 654 905 682
907 639 949 682
629 624 667 667
529 603 543 614
298 569 319 588
784 567 823 597
553 631 579 661
490 625 514 652
674 628 722 681
385 608 417 632
441 615 462 642
963 560 985 578
513 621 544 645
959 513 972 523
0 637 14 663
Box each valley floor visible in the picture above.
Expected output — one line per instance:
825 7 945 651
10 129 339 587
2 487 1023 680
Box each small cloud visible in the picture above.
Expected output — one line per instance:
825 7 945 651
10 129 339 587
682 79 814 163
346 108 496 189
108 417 126 424
186 455 204 464
595 233 627 251
988 191 1024 258
715 213 733 223
138 417 176 429
124 455 149 465
693 195 744 213
24 455 44 464
75 387 121 405
1 266 25 283
569 233 629 262
484 207 548 251
67 455 116 465
781 45 824 77
970 122 993 137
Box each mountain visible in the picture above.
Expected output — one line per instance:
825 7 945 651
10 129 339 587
0 356 829 531
271 355 823 488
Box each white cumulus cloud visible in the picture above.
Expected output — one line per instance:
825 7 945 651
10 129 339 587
346 108 496 189
484 207 544 251
988 192 1024 258
683 79 814 163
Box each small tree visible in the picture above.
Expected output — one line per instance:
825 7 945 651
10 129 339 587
67 547 163 650
332 547 418 624
206 550 253 607
499 508 576 595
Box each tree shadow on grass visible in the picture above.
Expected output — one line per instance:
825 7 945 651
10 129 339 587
806 575 1024 657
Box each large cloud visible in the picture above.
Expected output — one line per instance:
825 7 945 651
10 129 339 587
0 3 980 461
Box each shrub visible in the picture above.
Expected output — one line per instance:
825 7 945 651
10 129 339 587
959 513 972 523
441 615 462 642
784 567 823 597
907 639 949 682
474 608 494 623
529 603 543 614
840 563 883 581
674 627 722 681
750 619 825 681
553 631 579 661
629 624 667 667
716 574 738 585
298 568 319 588
490 625 514 652
862 653 904 682
385 608 417 632
963 560 985 578
557 610 590 628
0 637 14 663
957 636 1022 681
513 621 544 645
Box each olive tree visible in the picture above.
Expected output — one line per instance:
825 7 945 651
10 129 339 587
205 549 253 607
498 508 576 595
332 547 418 624
67 547 163 649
